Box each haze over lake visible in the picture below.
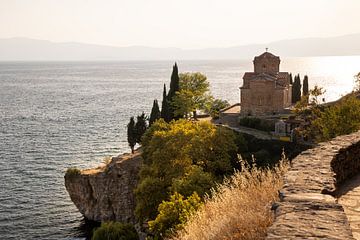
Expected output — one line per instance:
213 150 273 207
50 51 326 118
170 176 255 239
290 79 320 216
0 56 359 239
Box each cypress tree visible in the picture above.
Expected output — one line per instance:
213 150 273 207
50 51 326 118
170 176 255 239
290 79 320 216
167 63 180 120
135 112 147 144
168 63 180 100
292 74 302 103
149 99 161 126
291 76 296 104
127 117 136 154
289 73 293 85
303 75 309 96
297 74 302 102
161 84 170 122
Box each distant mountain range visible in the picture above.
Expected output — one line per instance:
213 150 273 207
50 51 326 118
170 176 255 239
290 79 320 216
1 33 360 61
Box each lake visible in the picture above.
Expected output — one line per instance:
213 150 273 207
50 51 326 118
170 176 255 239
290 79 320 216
0 56 359 239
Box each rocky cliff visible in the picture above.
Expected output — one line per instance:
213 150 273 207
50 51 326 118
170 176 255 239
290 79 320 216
64 151 142 223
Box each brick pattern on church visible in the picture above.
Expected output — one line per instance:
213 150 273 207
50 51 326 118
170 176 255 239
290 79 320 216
240 51 292 115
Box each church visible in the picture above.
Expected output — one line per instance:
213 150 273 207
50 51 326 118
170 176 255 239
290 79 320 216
240 51 292 115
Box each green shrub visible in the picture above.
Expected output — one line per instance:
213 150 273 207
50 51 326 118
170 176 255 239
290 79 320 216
239 117 274 132
148 192 203 239
208 99 230 119
171 166 215 197
65 167 81 177
135 119 237 222
311 95 360 141
92 222 139 240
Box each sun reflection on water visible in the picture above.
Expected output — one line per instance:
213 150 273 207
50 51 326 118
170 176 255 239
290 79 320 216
282 56 360 102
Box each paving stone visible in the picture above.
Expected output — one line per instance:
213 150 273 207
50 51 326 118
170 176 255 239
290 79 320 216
266 131 360 239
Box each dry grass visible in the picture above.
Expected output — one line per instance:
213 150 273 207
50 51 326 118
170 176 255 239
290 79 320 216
172 157 288 240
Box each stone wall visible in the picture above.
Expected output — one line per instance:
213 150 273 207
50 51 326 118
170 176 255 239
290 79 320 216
266 131 360 239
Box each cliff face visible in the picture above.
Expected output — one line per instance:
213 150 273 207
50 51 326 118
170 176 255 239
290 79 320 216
64 152 142 223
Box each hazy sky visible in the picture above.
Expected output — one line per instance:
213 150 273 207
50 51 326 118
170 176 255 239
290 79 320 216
1 0 360 49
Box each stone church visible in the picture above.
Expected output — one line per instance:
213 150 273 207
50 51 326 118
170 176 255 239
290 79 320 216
240 51 292 115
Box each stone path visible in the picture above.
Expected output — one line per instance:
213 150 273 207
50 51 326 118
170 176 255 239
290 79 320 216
212 105 274 140
338 173 360 239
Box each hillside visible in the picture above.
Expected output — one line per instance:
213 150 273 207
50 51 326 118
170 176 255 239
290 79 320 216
1 33 360 61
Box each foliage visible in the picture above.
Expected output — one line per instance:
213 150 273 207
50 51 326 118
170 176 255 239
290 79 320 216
207 99 230 119
289 73 293 84
308 85 325 106
311 95 360 141
171 166 216 197
293 85 325 115
148 192 203 239
355 72 360 92
149 99 161 126
293 95 310 114
291 74 302 103
168 63 181 120
171 90 195 119
172 157 288 240
91 222 139 240
161 84 171 122
239 117 274 132
172 72 211 119
234 132 249 154
303 75 309 96
135 112 148 144
141 118 170 151
135 119 237 222
65 167 81 177
127 117 136 153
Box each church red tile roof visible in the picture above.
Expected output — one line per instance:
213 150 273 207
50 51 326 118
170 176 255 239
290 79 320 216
254 51 280 61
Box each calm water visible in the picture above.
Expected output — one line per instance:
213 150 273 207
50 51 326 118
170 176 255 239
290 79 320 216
0 57 359 239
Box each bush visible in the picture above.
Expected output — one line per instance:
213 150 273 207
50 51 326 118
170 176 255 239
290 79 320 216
239 117 274 132
135 119 237 222
148 192 203 239
172 158 288 240
65 167 81 177
311 95 360 141
92 222 139 240
208 99 230 119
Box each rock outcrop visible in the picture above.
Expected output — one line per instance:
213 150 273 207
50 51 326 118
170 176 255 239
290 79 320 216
64 152 142 223
266 131 360 239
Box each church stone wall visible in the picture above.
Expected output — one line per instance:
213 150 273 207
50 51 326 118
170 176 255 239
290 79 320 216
240 52 291 116
254 58 280 74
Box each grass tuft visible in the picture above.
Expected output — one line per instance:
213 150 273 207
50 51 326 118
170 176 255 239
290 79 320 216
171 157 288 240
65 167 81 177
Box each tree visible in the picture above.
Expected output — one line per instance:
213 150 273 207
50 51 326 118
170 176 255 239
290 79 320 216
289 73 293 85
303 75 309 96
161 84 171 122
172 72 211 119
309 85 325 106
92 222 139 240
292 74 302 103
149 99 161 126
207 99 230 119
127 117 136 153
168 63 180 120
134 113 147 144
135 119 237 222
293 85 324 115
